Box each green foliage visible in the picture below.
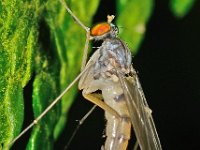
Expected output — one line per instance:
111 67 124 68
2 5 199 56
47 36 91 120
0 0 99 149
0 0 196 149
46 0 100 139
117 0 154 53
170 0 196 18
0 0 38 149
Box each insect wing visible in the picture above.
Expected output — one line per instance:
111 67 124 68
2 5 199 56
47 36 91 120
118 70 162 150
78 49 100 90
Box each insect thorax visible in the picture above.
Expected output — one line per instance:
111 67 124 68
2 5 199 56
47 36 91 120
78 36 134 95
93 37 132 81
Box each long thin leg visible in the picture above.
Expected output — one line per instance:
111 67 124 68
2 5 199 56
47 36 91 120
59 0 91 70
59 0 89 31
64 105 97 150
83 93 121 118
5 65 92 149
81 31 91 70
84 93 132 150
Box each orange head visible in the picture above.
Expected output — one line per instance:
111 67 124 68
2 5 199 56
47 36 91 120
90 15 118 40
90 22 111 37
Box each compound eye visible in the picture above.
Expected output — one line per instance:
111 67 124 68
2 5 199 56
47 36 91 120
90 23 111 36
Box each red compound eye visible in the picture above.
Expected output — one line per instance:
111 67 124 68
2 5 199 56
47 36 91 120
90 23 111 36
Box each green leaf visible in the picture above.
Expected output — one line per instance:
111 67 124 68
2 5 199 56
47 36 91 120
1 0 99 149
0 0 37 149
45 0 99 139
26 72 60 150
117 0 154 54
0 80 24 150
170 0 196 18
26 0 99 149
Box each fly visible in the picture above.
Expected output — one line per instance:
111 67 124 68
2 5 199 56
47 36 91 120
5 0 162 150
78 15 162 150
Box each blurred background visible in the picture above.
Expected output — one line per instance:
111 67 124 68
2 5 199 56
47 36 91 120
56 0 200 149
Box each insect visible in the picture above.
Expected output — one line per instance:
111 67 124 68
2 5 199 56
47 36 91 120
6 0 162 149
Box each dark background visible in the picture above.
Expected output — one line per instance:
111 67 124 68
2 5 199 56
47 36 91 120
56 0 200 150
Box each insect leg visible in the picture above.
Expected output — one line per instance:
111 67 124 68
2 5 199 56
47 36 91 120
64 105 97 150
81 31 90 71
83 93 121 118
5 65 91 149
58 0 91 70
59 0 89 31
83 93 132 150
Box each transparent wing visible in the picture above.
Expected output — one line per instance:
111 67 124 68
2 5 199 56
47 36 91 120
117 68 162 150
79 49 100 90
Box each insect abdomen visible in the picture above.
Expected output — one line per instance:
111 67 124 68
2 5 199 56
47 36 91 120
102 81 131 150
